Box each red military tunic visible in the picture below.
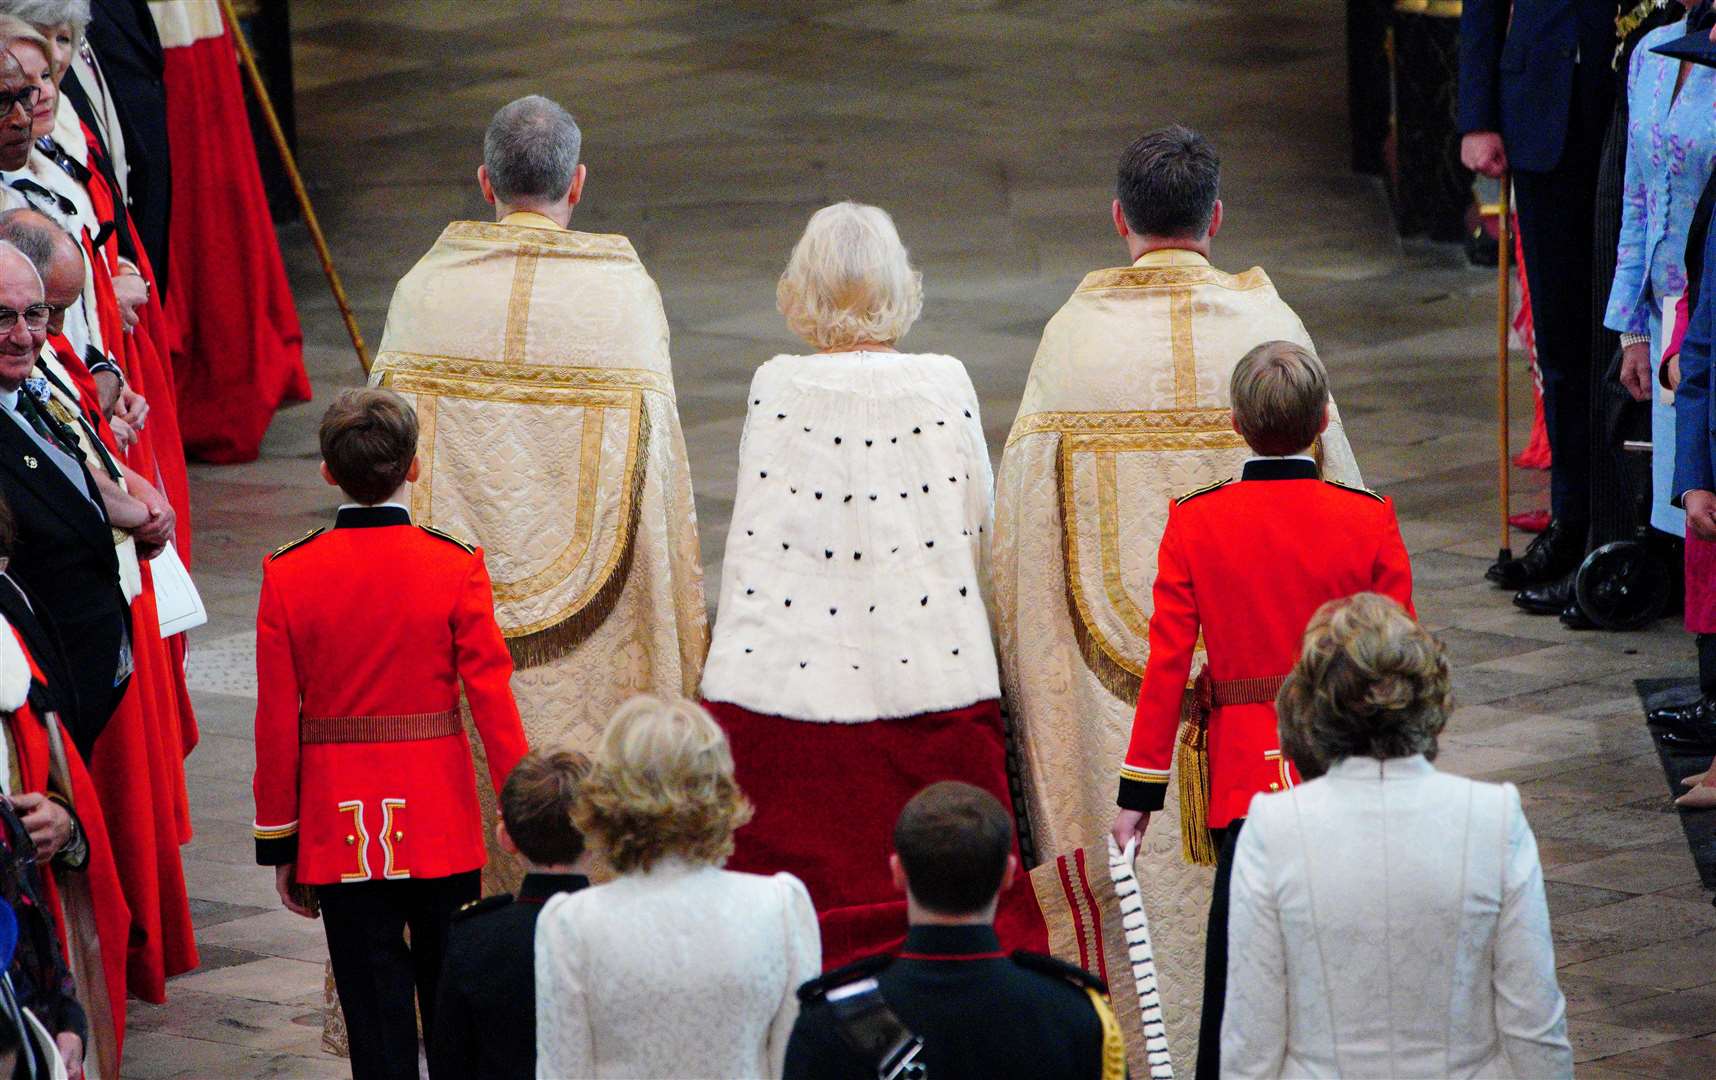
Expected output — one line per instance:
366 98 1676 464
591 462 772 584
1117 457 1415 827
252 505 527 885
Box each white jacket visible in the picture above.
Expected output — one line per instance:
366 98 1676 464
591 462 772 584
1222 755 1572 1079
535 859 820 1078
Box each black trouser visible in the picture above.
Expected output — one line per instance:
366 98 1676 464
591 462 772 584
1511 60 1614 524
318 872 480 1080
1196 820 1245 1080
1699 635 1716 698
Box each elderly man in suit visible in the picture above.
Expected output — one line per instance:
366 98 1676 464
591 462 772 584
0 238 136 754
1459 0 1622 594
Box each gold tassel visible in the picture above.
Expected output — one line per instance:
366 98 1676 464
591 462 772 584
1176 688 1217 866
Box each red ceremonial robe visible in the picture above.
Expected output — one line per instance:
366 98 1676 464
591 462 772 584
709 699 1050 971
7 627 131 1076
80 125 193 566
153 0 309 463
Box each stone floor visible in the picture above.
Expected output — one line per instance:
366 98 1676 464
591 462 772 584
119 1 1716 1076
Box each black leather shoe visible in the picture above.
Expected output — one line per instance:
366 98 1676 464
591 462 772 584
1659 726 1716 755
1514 573 1574 616
1559 602 1596 630
1648 696 1716 734
1487 519 1587 590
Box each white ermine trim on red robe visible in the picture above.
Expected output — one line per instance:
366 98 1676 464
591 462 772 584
701 352 999 722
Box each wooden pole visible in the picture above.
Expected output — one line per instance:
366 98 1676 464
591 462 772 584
1496 175 1512 562
218 0 371 373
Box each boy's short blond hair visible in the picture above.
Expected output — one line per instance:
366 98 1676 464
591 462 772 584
1229 341 1328 457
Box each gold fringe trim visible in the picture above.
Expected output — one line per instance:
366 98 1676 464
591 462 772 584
1176 695 1217 867
502 407 651 669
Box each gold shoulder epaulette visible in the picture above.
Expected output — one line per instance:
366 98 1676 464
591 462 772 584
418 524 476 553
1175 478 1233 505
269 528 324 560
1324 478 1385 502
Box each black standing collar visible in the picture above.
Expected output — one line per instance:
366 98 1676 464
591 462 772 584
1241 457 1319 482
519 872 589 904
899 923 1004 960
334 505 412 529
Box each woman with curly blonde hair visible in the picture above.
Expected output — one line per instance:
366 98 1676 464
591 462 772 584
534 695 819 1079
1221 594 1571 1079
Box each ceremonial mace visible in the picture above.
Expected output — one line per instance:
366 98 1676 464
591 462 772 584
1495 174 1513 566
218 0 371 374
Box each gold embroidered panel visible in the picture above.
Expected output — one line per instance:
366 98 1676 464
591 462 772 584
1057 420 1248 691
378 364 646 647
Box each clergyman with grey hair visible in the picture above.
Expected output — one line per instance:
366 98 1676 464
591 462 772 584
989 123 1372 1070
365 99 707 918
478 94 584 219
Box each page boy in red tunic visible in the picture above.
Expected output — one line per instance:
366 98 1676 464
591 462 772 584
1110 341 1414 1080
251 389 527 1080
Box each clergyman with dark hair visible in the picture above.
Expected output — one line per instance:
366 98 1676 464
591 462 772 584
429 749 594 1080
367 95 707 885
988 123 1370 1068
784 782 1123 1079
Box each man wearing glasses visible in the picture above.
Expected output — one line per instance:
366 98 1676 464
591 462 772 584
0 238 134 753
0 50 36 176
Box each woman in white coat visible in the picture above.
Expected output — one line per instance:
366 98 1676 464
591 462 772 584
1222 593 1572 1079
534 696 820 1079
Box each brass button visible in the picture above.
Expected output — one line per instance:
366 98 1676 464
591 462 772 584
1268 783 1281 792
344 835 356 846
393 831 404 842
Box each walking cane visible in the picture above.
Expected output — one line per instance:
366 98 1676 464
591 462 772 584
217 0 372 374
1496 174 1513 565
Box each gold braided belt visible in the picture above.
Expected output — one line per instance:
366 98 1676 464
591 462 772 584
300 708 462 745
1205 674 1289 709
1177 672 1291 866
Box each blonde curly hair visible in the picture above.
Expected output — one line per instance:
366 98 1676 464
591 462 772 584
1276 593 1453 780
777 201 924 351
574 695 754 874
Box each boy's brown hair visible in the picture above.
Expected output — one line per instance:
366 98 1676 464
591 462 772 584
1229 340 1329 457
501 749 591 866
893 781 1012 916
319 388 418 505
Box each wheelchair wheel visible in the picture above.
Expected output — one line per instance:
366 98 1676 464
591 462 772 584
1573 540 1672 631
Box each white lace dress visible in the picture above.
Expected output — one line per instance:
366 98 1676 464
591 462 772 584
534 858 820 1079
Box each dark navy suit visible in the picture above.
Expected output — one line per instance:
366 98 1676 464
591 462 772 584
1676 221 1716 501
1459 0 1622 524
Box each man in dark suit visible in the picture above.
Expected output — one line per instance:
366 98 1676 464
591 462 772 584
785 783 1121 1080
0 240 131 756
62 0 171 290
0 491 77 724
1459 0 1623 590
430 750 592 1080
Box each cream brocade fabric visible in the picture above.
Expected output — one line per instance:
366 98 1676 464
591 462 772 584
372 220 708 891
991 253 1361 1073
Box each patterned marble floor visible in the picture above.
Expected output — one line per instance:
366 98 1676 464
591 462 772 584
122 1 1715 1076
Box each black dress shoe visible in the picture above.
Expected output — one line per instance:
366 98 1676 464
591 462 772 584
1659 726 1716 755
1487 519 1587 590
1559 602 1596 630
1648 696 1716 734
1514 573 1574 616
